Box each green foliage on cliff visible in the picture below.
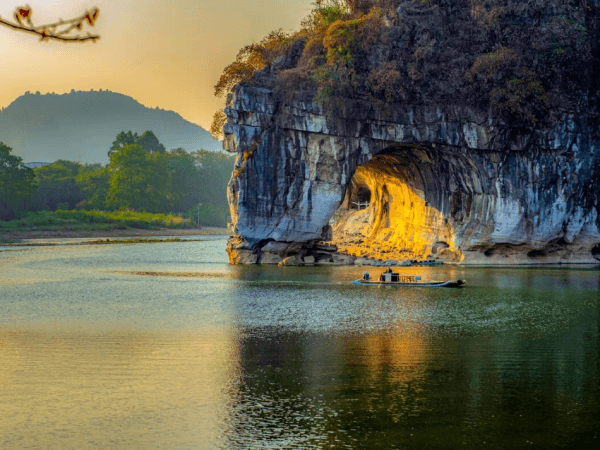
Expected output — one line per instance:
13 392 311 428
214 0 600 127
490 67 550 124
213 29 294 99
302 1 350 31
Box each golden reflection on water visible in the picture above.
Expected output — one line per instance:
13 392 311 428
0 325 240 449
2 241 600 448
351 329 429 375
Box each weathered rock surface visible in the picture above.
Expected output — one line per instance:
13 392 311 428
224 1 600 265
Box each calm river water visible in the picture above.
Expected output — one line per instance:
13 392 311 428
1 236 599 449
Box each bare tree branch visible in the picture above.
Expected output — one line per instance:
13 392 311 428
0 5 100 42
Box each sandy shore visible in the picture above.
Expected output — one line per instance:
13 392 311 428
1 227 230 241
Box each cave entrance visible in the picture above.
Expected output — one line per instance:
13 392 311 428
346 180 371 210
592 244 600 262
327 146 462 263
354 187 371 208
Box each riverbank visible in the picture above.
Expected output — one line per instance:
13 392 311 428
0 227 229 244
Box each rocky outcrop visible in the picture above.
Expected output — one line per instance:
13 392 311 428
224 1 600 265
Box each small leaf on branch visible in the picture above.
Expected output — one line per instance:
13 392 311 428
1 5 100 42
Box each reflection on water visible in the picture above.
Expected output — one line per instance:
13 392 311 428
229 327 599 449
1 238 599 448
0 327 240 449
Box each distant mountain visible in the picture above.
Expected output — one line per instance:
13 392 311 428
0 90 222 164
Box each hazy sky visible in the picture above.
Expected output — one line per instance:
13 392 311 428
1 0 312 129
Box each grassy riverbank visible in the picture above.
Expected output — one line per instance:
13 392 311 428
1 237 190 247
1 210 191 231
0 210 229 243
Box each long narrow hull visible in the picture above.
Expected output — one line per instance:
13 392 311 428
352 279 465 288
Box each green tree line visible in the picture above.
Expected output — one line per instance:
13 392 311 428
0 131 234 227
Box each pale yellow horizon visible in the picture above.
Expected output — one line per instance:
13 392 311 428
0 0 313 130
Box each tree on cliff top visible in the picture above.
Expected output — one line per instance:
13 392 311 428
212 1 393 99
211 1 395 134
213 28 294 98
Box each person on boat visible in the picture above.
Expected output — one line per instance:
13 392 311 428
363 272 370 281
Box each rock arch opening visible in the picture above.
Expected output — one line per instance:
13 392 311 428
341 177 372 211
328 146 463 263
592 244 600 262
225 86 600 266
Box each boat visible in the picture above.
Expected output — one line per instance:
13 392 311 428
352 270 465 288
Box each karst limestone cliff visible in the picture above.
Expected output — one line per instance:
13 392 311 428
223 0 600 265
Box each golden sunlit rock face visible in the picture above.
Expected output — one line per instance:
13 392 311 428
224 84 600 265
331 152 462 263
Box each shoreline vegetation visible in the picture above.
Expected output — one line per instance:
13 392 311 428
0 209 229 245
2 133 234 228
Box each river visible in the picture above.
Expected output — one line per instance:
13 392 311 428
1 236 599 449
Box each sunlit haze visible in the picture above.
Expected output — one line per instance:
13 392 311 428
0 0 312 130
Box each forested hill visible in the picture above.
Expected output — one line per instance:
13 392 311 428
0 90 221 164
